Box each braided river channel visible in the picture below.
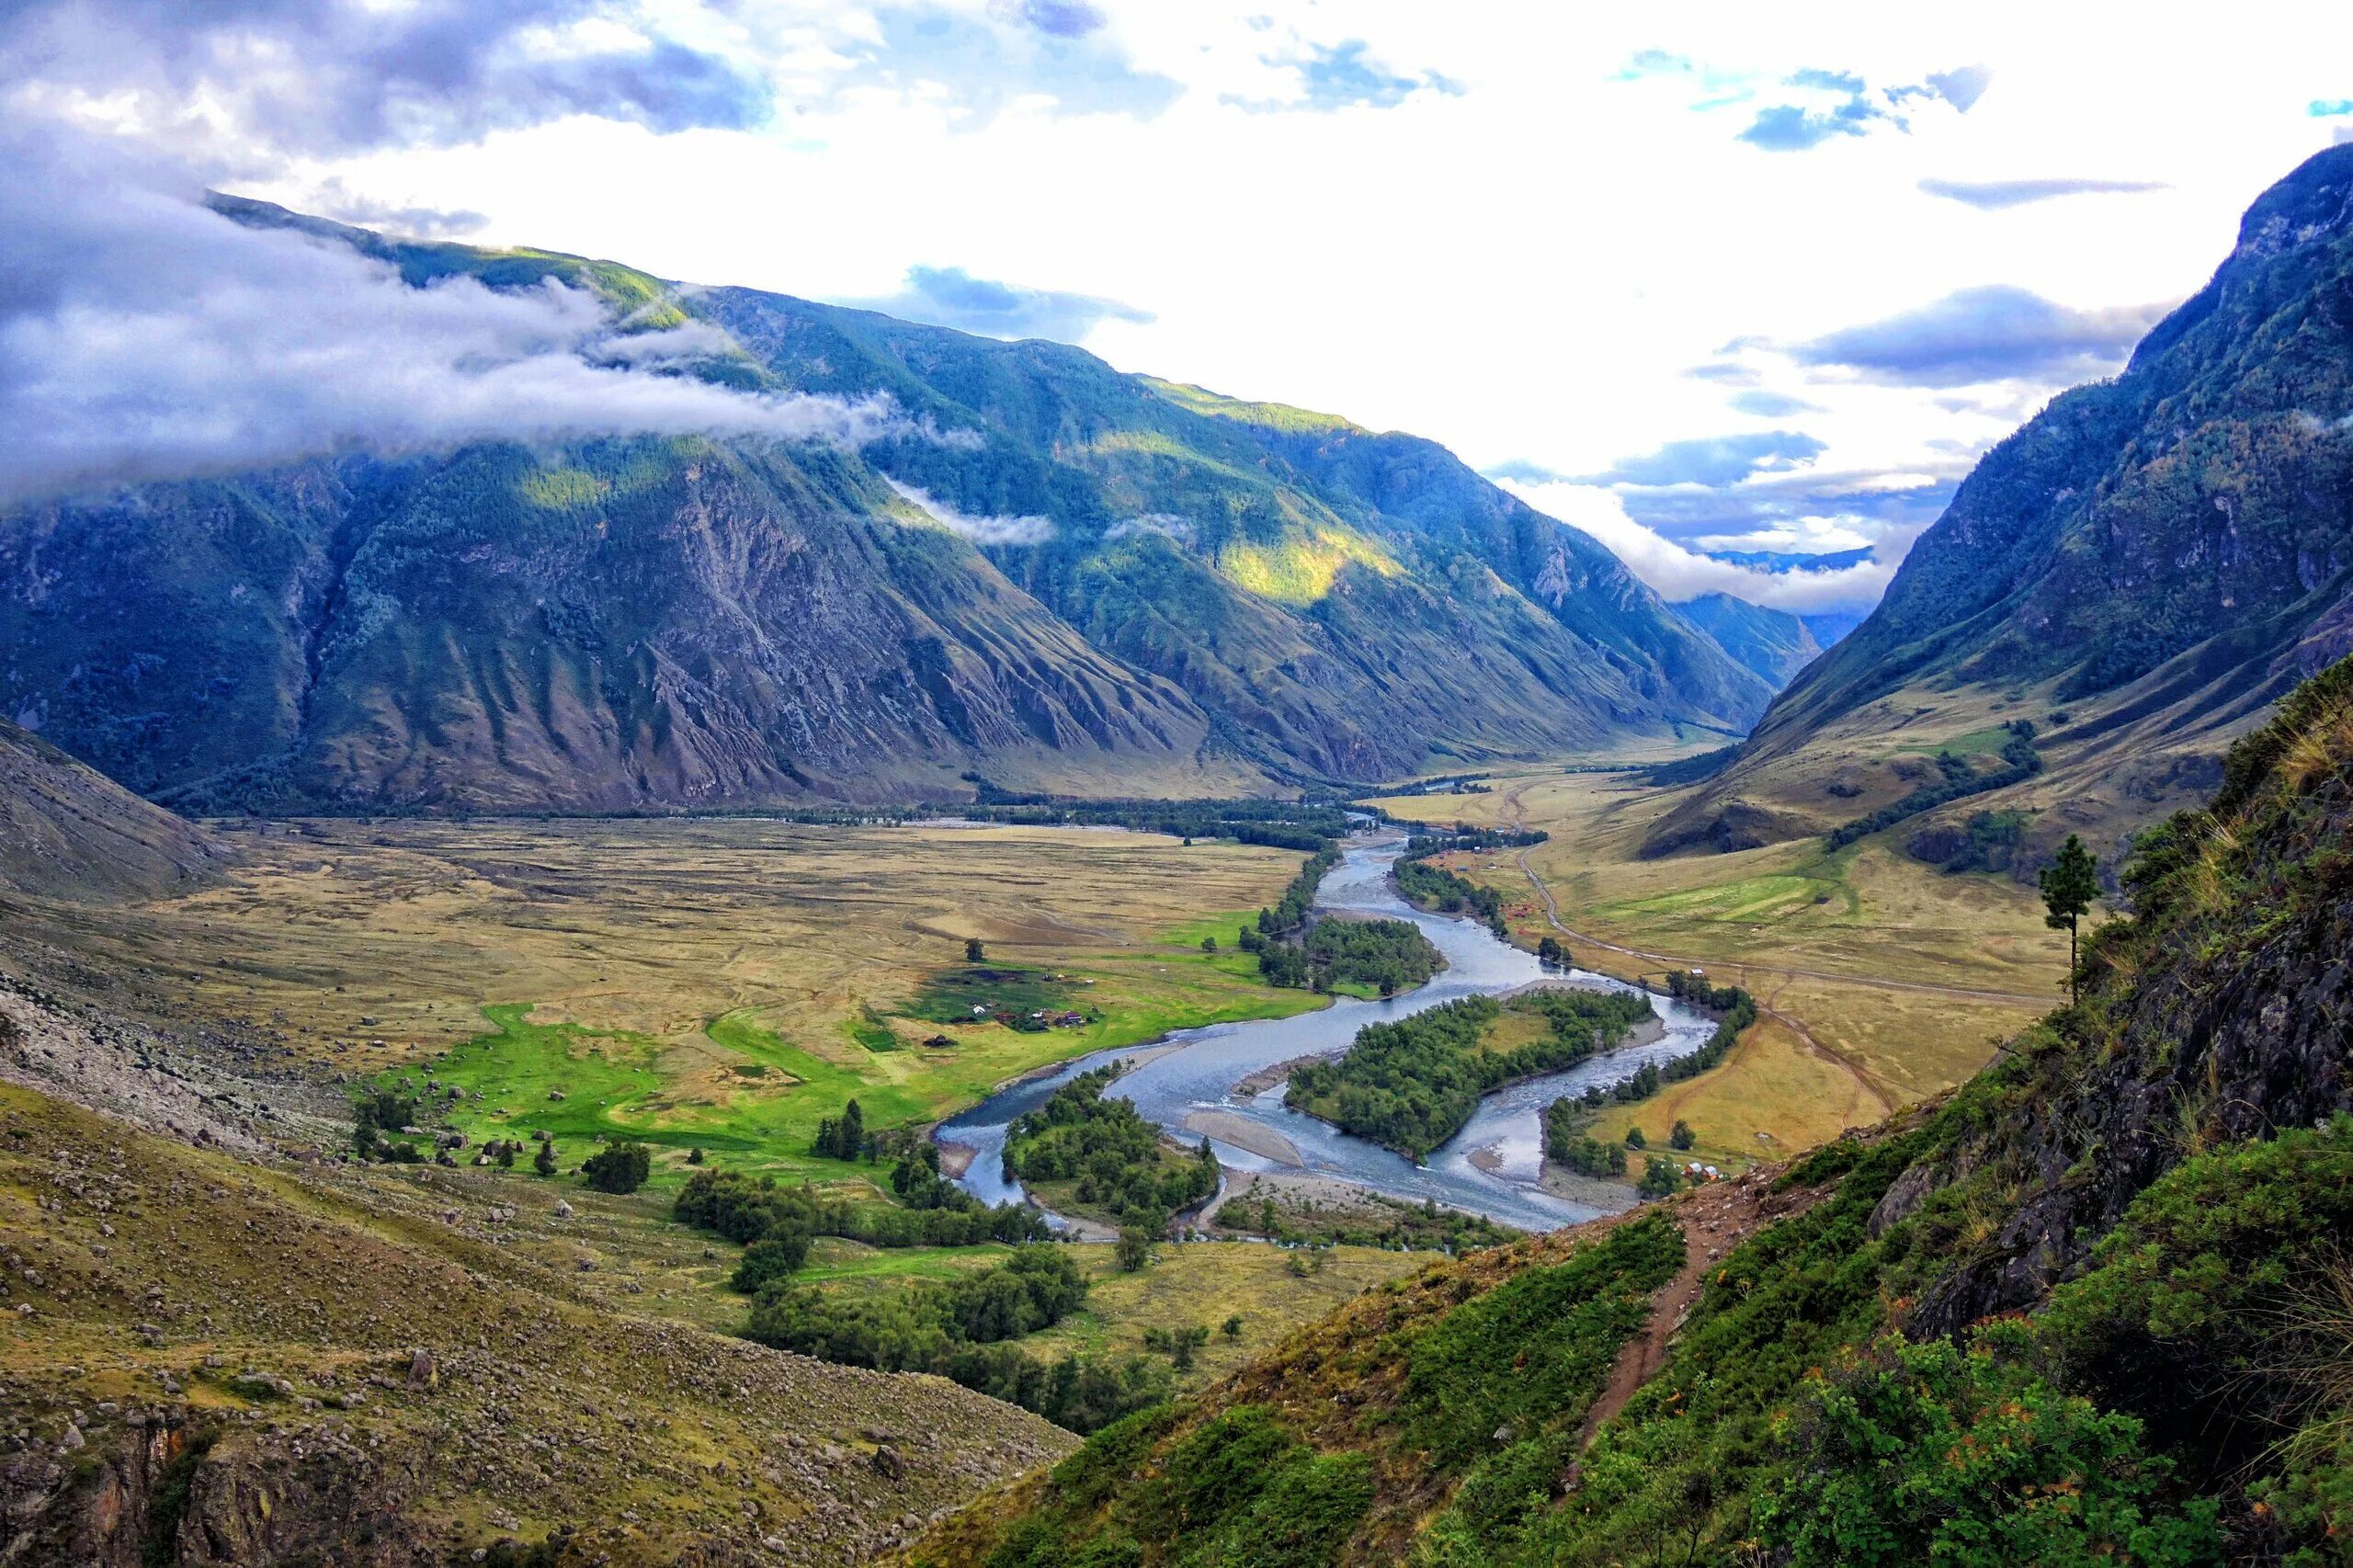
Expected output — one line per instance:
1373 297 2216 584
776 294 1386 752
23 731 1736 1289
937 831 1719 1232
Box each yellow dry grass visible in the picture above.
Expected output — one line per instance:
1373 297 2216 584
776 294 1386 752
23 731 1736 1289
1370 766 2063 1162
17 817 1311 1117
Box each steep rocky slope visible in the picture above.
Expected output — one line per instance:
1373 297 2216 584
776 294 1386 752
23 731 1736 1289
915 653 2353 1566
0 719 224 899
1654 143 2353 858
0 203 1767 813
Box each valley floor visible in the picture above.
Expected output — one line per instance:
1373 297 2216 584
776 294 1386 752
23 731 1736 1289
1368 769 2067 1177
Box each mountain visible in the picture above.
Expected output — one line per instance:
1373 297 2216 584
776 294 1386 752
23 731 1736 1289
1670 592 1824 687
1799 609 1865 648
1703 545 1873 572
913 653 2353 1567
0 716 224 899
0 201 1769 813
1652 144 2353 858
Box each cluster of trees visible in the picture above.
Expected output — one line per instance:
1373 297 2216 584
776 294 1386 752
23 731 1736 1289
1249 915 1440 995
1003 1067 1220 1228
581 1139 651 1194
349 1088 423 1163
742 1244 1170 1432
1256 846 1341 937
1826 722 2042 851
1404 824 1548 855
1655 971 1758 1088
1287 989 1655 1160
1546 1116 1629 1177
674 1164 1050 1266
810 1099 866 1161
1395 854 1508 937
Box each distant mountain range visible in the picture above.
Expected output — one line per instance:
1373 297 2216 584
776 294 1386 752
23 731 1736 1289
1670 593 1823 687
1701 545 1873 572
0 198 1769 812
1652 142 2353 858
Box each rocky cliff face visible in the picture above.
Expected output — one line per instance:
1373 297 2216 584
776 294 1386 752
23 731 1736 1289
1654 144 2353 854
0 201 1768 812
1907 656 2353 1335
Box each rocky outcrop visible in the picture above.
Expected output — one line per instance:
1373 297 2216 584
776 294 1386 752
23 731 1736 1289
1909 659 2353 1335
2 1415 431 1567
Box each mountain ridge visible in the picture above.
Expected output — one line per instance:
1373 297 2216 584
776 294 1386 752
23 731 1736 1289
1650 143 2353 859
0 198 1768 813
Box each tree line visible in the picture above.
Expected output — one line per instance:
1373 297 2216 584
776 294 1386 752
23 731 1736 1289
1002 1066 1220 1229
1287 988 1655 1161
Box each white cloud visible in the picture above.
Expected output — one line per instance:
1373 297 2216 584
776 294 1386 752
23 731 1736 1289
885 477 1054 545
1502 479 1901 613
9 1 2353 618
0 123 915 506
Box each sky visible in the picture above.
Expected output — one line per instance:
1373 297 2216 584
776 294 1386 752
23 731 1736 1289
6 2 2353 616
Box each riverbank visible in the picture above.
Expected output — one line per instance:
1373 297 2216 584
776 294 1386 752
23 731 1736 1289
1181 1108 1303 1165
938 834 1722 1234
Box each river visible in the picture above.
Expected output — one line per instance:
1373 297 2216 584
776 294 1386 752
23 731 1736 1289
936 832 1721 1233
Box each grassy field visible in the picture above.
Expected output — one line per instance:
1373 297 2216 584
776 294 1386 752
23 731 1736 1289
1370 767 2066 1167
23 817 1322 1182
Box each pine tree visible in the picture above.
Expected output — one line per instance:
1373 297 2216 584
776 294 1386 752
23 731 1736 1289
533 1139 557 1176
2040 834 2101 1005
965 937 985 963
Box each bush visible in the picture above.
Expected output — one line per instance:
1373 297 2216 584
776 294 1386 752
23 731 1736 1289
731 1233 809 1292
580 1140 651 1194
1759 1334 2220 1567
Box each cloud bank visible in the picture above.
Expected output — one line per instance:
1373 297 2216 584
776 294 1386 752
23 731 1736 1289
1504 479 1898 614
0 0 770 170
1788 284 2174 386
1918 176 2169 210
885 479 1054 545
0 127 908 507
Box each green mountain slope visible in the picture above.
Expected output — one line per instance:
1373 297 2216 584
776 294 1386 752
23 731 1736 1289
1671 592 1824 687
0 202 1768 812
1652 144 2353 858
915 654 2353 1566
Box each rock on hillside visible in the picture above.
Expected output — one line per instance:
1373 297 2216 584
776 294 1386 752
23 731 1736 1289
0 718 223 899
1653 143 2353 858
0 1081 1074 1565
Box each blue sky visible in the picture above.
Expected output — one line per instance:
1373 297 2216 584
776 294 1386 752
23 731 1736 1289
6 0 2353 613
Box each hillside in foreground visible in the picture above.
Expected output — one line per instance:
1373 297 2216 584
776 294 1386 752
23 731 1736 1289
911 653 2353 1566
0 1062 1074 1565
1653 143 2353 871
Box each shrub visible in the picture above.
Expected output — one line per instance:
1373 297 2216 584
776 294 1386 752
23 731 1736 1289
580 1140 651 1194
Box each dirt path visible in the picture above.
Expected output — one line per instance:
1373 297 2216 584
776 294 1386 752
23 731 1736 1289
1576 1171 1799 1446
